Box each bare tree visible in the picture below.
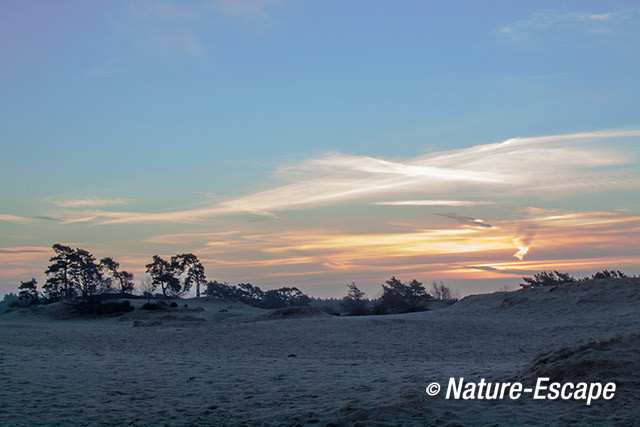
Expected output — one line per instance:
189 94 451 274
140 277 155 303
430 281 456 301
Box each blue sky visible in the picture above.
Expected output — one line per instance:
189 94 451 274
1 1 639 297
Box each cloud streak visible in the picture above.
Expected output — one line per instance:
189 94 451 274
175 207 640 289
54 129 640 225
0 248 50 254
52 197 131 208
496 8 640 46
3 207 639 292
498 9 617 38
0 214 31 223
465 265 541 276
434 213 493 228
375 200 493 207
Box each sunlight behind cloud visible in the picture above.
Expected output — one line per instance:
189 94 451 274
513 239 530 261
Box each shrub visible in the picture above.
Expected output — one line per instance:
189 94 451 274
591 270 627 280
520 271 575 288
169 302 178 307
372 303 389 315
141 302 162 310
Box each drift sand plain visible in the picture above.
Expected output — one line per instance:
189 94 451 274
1 278 639 425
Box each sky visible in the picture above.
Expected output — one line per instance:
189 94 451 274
1 0 639 298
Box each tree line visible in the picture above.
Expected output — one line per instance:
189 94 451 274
12 243 316 311
337 278 457 316
203 281 311 309
4 245 635 316
10 243 461 315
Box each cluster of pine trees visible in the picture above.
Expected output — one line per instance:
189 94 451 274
13 244 315 311
17 244 207 303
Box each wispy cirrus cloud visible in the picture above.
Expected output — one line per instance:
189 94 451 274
144 231 239 245
33 215 63 222
0 247 50 254
435 213 492 228
375 200 493 207
50 196 131 208
0 247 53 281
498 10 613 35
0 214 31 223
496 8 640 44
58 129 640 225
464 265 541 276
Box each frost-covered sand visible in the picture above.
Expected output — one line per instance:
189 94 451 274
1 278 639 425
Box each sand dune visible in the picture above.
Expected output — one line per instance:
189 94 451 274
519 333 640 385
1 278 639 425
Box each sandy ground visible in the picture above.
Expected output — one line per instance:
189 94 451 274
1 278 639 425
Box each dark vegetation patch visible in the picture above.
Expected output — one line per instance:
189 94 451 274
141 302 163 311
258 306 330 320
73 300 134 316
